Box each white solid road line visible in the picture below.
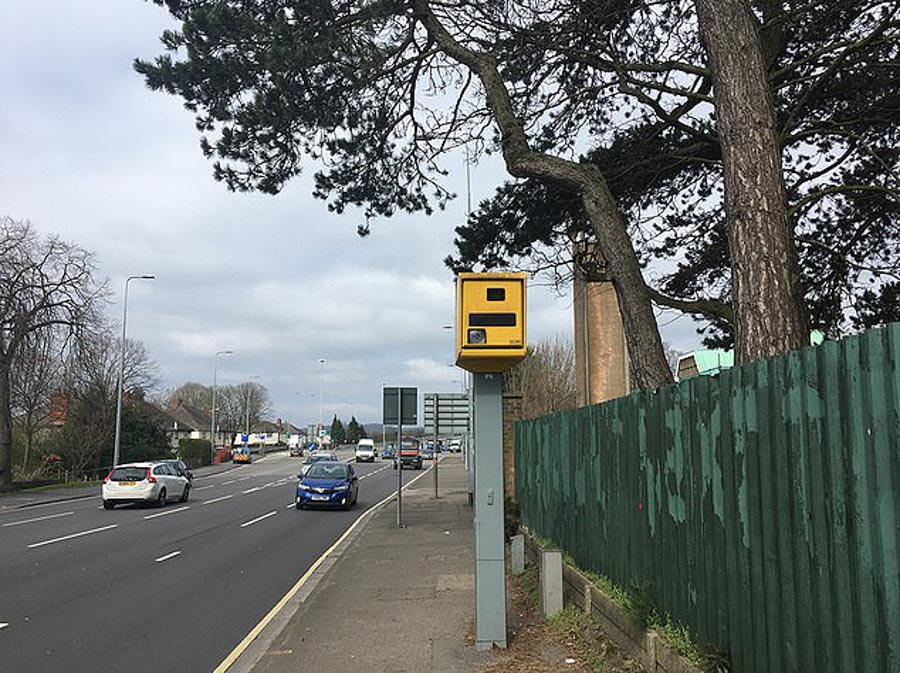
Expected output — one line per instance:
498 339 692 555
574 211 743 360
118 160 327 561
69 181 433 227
27 524 118 549
3 511 75 527
203 494 234 505
240 511 277 528
143 506 189 520
155 550 182 563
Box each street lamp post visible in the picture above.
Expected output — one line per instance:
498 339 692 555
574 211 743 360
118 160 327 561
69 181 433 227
318 358 326 437
113 274 155 468
211 350 234 464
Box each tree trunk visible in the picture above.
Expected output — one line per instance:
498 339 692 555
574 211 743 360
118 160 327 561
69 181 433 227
694 0 807 364
0 358 13 490
416 0 673 390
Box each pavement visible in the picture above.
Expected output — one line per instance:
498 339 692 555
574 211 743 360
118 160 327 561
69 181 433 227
233 453 488 673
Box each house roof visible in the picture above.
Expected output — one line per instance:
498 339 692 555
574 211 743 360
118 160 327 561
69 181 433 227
165 400 212 432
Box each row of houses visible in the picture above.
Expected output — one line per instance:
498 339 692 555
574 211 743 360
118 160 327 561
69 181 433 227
159 399 306 449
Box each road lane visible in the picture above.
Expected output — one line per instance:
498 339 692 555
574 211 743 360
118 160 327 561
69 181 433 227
0 452 428 673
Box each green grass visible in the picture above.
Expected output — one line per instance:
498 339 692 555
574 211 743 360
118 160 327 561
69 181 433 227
547 607 607 673
526 535 730 672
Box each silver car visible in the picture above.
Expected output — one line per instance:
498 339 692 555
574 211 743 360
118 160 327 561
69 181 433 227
102 462 190 509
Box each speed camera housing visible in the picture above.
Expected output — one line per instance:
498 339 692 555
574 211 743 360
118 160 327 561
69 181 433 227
455 272 527 373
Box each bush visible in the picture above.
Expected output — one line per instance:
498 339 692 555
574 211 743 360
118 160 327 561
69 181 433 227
178 439 211 468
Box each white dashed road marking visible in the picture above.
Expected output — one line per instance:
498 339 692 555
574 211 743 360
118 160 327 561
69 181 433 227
242 487 261 494
3 511 75 527
240 511 277 528
143 506 189 520
28 524 118 549
155 551 181 563
0 623 8 630
203 495 234 505
195 485 215 491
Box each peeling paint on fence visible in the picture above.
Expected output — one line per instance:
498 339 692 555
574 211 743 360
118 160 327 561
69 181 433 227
515 323 900 673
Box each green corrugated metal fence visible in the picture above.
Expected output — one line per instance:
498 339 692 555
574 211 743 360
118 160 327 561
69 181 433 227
515 324 900 673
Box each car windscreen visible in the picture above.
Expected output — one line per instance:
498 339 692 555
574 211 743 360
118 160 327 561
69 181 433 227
109 467 147 481
306 463 349 480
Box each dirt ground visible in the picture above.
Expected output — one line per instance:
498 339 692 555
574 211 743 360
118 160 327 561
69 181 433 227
471 567 646 673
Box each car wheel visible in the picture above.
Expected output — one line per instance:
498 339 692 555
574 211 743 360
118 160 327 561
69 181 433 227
103 500 114 510
157 488 167 508
180 484 190 502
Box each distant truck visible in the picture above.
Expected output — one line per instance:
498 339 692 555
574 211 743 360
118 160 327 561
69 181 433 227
393 437 422 470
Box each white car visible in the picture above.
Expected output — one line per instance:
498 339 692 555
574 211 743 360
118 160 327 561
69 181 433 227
355 439 377 463
102 462 190 509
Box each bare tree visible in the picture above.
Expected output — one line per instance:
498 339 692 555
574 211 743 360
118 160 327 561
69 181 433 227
51 329 159 475
10 330 63 473
165 382 211 411
513 336 577 420
0 217 106 490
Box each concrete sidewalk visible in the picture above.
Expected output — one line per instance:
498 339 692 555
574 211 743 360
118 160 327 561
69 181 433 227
237 454 488 673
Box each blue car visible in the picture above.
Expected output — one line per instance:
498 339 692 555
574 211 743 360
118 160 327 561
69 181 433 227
296 461 358 510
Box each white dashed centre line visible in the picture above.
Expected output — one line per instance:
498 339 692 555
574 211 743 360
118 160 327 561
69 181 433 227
143 506 189 520
220 480 235 486
285 503 295 509
28 524 118 549
203 494 234 505
195 485 215 491
0 623 8 630
240 511 277 528
155 551 181 563
242 487 261 494
237 476 251 482
3 511 75 527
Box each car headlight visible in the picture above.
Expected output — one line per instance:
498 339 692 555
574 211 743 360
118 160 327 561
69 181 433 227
298 483 310 491
333 484 349 491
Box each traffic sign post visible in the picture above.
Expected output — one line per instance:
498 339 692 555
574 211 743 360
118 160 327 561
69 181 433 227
424 392 471 500
383 387 417 528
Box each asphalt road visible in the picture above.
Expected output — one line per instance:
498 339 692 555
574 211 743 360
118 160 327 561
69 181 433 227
0 449 419 673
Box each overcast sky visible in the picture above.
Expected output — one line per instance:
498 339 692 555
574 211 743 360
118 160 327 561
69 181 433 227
0 1 702 426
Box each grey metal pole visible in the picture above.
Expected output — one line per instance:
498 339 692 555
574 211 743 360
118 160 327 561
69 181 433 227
433 394 439 499
318 358 326 440
396 392 403 528
113 274 154 468
473 372 507 650
211 350 233 464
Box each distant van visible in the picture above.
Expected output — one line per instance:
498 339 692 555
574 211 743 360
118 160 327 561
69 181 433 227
355 439 377 463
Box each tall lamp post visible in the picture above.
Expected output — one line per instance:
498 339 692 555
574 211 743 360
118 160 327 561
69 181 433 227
318 358 327 437
113 274 155 468
211 349 234 464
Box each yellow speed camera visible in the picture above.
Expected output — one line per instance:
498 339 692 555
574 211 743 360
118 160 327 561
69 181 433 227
455 272 527 373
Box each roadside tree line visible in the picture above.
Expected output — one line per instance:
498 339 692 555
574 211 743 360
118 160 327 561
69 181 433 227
137 0 898 389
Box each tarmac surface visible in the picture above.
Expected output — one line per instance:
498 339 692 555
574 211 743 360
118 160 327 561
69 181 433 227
1 453 487 673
